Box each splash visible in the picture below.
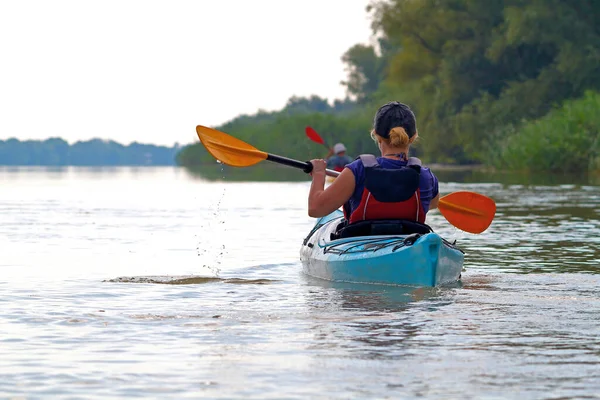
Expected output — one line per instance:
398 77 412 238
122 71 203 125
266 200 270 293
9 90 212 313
195 161 229 276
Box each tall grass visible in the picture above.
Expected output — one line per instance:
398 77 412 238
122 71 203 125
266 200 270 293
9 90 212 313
489 91 600 172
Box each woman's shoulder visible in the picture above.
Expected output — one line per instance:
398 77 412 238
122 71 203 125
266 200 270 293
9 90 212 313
418 164 438 191
406 157 435 174
419 164 435 175
345 157 363 170
344 156 367 178
403 157 437 183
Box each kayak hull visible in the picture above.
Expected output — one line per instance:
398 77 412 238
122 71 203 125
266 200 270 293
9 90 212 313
300 210 464 287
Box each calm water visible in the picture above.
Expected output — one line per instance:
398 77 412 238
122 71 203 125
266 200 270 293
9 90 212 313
1 166 599 399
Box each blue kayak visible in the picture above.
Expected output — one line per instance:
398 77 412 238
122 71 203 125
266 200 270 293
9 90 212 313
300 210 464 287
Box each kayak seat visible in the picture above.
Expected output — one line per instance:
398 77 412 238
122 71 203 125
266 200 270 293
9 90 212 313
332 219 433 240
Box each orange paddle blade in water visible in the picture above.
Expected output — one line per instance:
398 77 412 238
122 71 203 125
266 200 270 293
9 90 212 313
196 125 268 167
438 191 496 234
305 126 326 145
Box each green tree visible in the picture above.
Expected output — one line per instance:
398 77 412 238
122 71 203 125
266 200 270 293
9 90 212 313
0 138 179 166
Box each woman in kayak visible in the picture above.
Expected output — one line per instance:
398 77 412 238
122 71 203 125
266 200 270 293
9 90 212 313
307 101 439 223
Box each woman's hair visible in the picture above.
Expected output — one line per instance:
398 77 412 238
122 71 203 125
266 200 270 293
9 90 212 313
371 127 418 147
371 101 419 148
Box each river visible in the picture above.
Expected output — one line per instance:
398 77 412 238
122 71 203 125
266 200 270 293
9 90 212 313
1 166 598 399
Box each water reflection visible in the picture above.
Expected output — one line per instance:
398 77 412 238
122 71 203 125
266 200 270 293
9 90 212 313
184 163 600 186
461 180 600 275
0 165 186 181
435 168 600 186
184 164 310 182
3 164 600 186
302 277 456 310
301 277 461 359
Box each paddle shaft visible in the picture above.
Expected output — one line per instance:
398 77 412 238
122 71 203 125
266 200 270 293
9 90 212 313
266 153 339 178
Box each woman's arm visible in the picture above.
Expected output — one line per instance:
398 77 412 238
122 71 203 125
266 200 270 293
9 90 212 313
421 168 440 211
429 192 440 210
308 160 355 218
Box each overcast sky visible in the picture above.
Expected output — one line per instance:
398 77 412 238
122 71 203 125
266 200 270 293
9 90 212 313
0 0 372 146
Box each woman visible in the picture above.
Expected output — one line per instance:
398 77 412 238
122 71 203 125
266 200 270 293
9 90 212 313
307 102 440 223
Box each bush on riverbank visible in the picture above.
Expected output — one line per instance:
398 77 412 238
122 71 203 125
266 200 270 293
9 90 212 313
489 91 600 172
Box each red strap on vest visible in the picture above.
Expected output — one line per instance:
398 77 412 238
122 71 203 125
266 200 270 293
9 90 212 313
348 188 425 224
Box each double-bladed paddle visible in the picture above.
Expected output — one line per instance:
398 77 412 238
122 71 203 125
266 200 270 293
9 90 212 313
196 125 496 234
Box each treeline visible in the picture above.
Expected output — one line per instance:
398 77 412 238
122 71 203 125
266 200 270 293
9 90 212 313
179 0 600 172
176 96 375 167
0 138 179 166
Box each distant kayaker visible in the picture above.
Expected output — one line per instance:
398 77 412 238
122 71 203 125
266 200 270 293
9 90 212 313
325 143 353 173
307 101 439 223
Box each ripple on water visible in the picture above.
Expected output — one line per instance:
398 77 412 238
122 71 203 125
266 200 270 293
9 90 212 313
104 275 278 285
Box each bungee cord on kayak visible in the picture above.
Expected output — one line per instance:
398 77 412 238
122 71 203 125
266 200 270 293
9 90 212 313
323 235 419 255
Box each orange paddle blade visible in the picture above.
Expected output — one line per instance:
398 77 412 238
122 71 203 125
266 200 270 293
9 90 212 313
438 191 496 234
196 125 268 167
305 126 326 145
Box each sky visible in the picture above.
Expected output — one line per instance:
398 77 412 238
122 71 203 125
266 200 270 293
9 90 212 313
0 0 373 146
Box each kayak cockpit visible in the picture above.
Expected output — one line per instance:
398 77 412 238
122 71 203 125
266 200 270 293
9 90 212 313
331 218 433 239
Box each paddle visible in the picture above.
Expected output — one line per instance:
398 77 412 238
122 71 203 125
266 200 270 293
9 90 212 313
196 125 338 178
437 191 496 234
196 125 496 233
305 126 330 149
